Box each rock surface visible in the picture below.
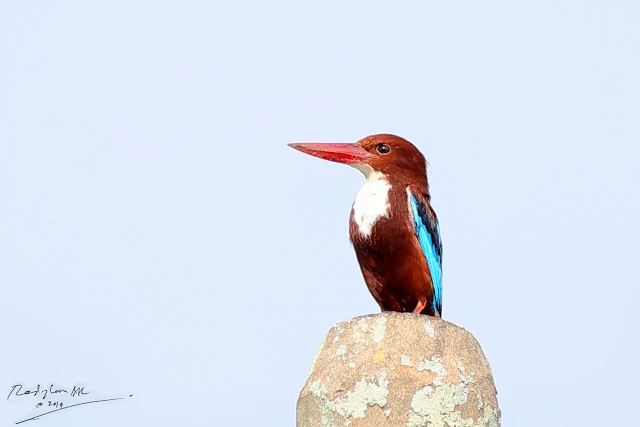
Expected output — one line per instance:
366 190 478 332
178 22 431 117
297 312 500 427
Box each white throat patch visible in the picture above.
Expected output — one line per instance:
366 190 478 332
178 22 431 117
351 165 391 238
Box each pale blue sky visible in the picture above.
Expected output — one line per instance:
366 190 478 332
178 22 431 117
1 1 639 426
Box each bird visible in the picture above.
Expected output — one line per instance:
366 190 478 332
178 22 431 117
288 134 443 317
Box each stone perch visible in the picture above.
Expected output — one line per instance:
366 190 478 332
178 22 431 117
297 312 500 427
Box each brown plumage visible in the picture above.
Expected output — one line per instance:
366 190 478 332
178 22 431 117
289 134 443 317
347 135 439 316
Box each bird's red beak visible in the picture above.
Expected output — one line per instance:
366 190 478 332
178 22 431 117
288 143 372 165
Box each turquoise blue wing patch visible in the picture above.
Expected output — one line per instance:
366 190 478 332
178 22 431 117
408 192 443 315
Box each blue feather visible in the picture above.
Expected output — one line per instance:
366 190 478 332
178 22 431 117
408 192 443 315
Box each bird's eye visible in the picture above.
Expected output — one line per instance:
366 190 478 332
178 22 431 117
376 144 391 154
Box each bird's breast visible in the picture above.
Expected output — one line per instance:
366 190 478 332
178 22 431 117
351 172 392 238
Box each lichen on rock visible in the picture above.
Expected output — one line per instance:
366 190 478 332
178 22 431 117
297 312 500 427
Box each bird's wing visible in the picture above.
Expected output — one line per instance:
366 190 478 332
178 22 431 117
407 187 443 315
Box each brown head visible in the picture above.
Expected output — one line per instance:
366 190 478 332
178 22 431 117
288 134 428 187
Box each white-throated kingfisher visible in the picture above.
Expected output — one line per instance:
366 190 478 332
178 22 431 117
289 134 443 317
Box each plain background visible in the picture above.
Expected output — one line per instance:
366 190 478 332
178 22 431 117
1 1 639 426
